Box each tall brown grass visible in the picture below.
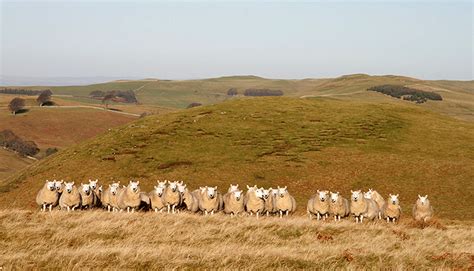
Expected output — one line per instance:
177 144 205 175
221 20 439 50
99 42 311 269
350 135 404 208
0 210 472 269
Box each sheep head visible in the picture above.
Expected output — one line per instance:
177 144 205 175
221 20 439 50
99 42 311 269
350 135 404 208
128 180 140 193
418 195 429 205
351 190 362 202
330 192 339 203
389 194 399 205
65 182 75 193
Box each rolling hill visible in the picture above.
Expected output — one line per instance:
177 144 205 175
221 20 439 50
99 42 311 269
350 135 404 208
1 97 473 220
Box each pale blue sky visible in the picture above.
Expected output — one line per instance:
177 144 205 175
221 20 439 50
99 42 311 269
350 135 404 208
1 1 473 82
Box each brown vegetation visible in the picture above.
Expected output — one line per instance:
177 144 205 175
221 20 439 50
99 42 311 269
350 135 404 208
0 210 472 269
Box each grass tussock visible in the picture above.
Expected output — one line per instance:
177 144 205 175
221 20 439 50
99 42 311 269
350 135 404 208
0 210 473 269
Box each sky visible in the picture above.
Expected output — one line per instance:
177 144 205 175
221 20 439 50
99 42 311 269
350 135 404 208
1 1 473 83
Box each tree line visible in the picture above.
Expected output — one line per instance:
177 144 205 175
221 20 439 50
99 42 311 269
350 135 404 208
367 85 442 104
89 90 138 106
0 88 49 96
227 88 284 97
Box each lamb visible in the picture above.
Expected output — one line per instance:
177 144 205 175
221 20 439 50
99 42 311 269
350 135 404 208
117 180 141 213
244 186 265 218
79 183 95 209
275 186 296 218
350 190 378 223
223 189 244 216
59 182 81 212
366 189 385 219
163 180 181 214
199 186 220 215
262 188 275 216
307 190 330 220
412 195 434 222
177 182 199 213
89 179 102 208
383 194 401 223
329 192 350 221
102 182 120 212
36 180 59 212
149 183 166 213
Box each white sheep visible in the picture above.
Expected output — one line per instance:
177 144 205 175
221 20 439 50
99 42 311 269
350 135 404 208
79 183 95 209
149 182 166 213
223 189 244 216
177 182 199 213
275 186 296 218
350 190 378 223
262 188 275 216
117 180 141 213
59 182 81 212
163 180 181 214
383 194 401 223
365 189 384 219
36 180 59 212
329 192 350 221
89 179 102 207
102 182 120 212
244 186 265 218
199 186 220 215
412 195 434 222
307 190 330 220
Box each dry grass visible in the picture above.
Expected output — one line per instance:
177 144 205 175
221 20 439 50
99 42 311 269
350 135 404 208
0 210 472 269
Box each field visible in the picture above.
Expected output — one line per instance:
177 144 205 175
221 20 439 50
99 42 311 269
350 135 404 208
0 210 472 269
2 97 473 220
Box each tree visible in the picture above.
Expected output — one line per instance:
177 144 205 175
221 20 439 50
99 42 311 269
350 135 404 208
227 88 238 96
89 90 105 97
102 93 115 108
37 89 53 106
8 98 25 115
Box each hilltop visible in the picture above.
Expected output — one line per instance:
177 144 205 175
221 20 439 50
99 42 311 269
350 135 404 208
1 97 473 219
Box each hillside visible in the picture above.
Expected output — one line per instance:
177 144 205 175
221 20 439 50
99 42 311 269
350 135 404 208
1 97 473 220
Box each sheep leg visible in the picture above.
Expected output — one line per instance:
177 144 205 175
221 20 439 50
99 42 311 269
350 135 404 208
41 204 46 212
49 204 52 212
355 216 358 223
67 206 70 212
211 210 214 215
378 212 382 220
317 213 320 220
338 215 341 222
172 205 176 214
154 208 158 213
205 210 208 216
360 216 364 223
267 211 270 217
386 217 390 223
279 211 283 218
286 210 289 216
131 208 135 213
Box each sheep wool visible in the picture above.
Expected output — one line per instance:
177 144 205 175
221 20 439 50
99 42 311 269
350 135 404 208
36 180 59 212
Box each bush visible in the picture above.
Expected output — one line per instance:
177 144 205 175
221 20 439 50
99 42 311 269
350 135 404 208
0 130 39 157
37 89 53 106
8 98 26 115
367 85 442 104
45 147 58 157
243 89 284 96
116 90 138 103
187 102 202 109
227 88 238 96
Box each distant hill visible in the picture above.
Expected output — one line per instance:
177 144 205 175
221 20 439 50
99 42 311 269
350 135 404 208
2 97 473 220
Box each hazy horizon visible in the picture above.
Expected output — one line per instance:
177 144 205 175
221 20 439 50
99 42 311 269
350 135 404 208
1 1 473 85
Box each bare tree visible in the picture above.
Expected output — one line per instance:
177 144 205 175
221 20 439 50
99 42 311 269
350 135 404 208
37 89 53 106
8 98 25 115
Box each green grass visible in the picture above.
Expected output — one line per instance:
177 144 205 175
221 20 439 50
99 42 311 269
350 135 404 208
2 97 473 219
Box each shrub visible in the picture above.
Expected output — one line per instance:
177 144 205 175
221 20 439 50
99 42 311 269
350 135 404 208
243 89 284 96
0 130 39 157
367 85 442 103
37 89 53 106
45 147 58 157
227 88 238 96
8 98 25 115
187 102 202 109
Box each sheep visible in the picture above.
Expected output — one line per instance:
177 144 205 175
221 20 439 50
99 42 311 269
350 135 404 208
366 189 385 219
262 188 276 216
244 186 265 218
228 184 239 193
223 189 244 217
117 180 141 213
149 183 166 213
89 179 102 208
79 183 95 209
307 190 330 220
383 194 401 223
102 182 120 212
275 186 296 218
199 186 220 215
139 192 151 211
59 182 81 212
350 190 378 223
36 180 59 212
412 195 434 222
163 180 181 214
363 191 381 221
177 182 199 213
329 192 350 221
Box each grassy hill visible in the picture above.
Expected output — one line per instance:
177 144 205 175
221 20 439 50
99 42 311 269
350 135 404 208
1 97 473 220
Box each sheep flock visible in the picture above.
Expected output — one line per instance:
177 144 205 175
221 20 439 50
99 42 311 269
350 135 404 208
36 179 434 223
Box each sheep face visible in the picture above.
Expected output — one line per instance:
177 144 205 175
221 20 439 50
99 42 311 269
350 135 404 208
154 185 164 196
89 179 98 190
109 184 119 195
364 191 373 199
129 181 140 193
271 188 278 196
168 181 178 192
318 190 329 202
418 195 429 205
65 182 75 193
389 194 399 205
229 184 239 192
351 190 362 202
81 184 91 195
233 190 242 201
262 189 270 199
45 180 55 191
330 192 339 203
157 180 166 188
54 180 64 192
277 186 288 198
207 186 217 199
177 183 187 194
254 188 264 199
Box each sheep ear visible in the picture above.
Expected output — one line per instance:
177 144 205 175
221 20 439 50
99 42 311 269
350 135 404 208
136 181 139 185
45 180 49 183
418 194 422 199
72 182 75 186
214 186 217 190
183 184 186 188
109 184 112 188
351 190 354 193
425 195 428 198
396 194 399 198
235 184 239 188
247 185 250 189
317 189 320 193
117 181 120 184
129 180 132 184
389 193 393 197
277 186 280 189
